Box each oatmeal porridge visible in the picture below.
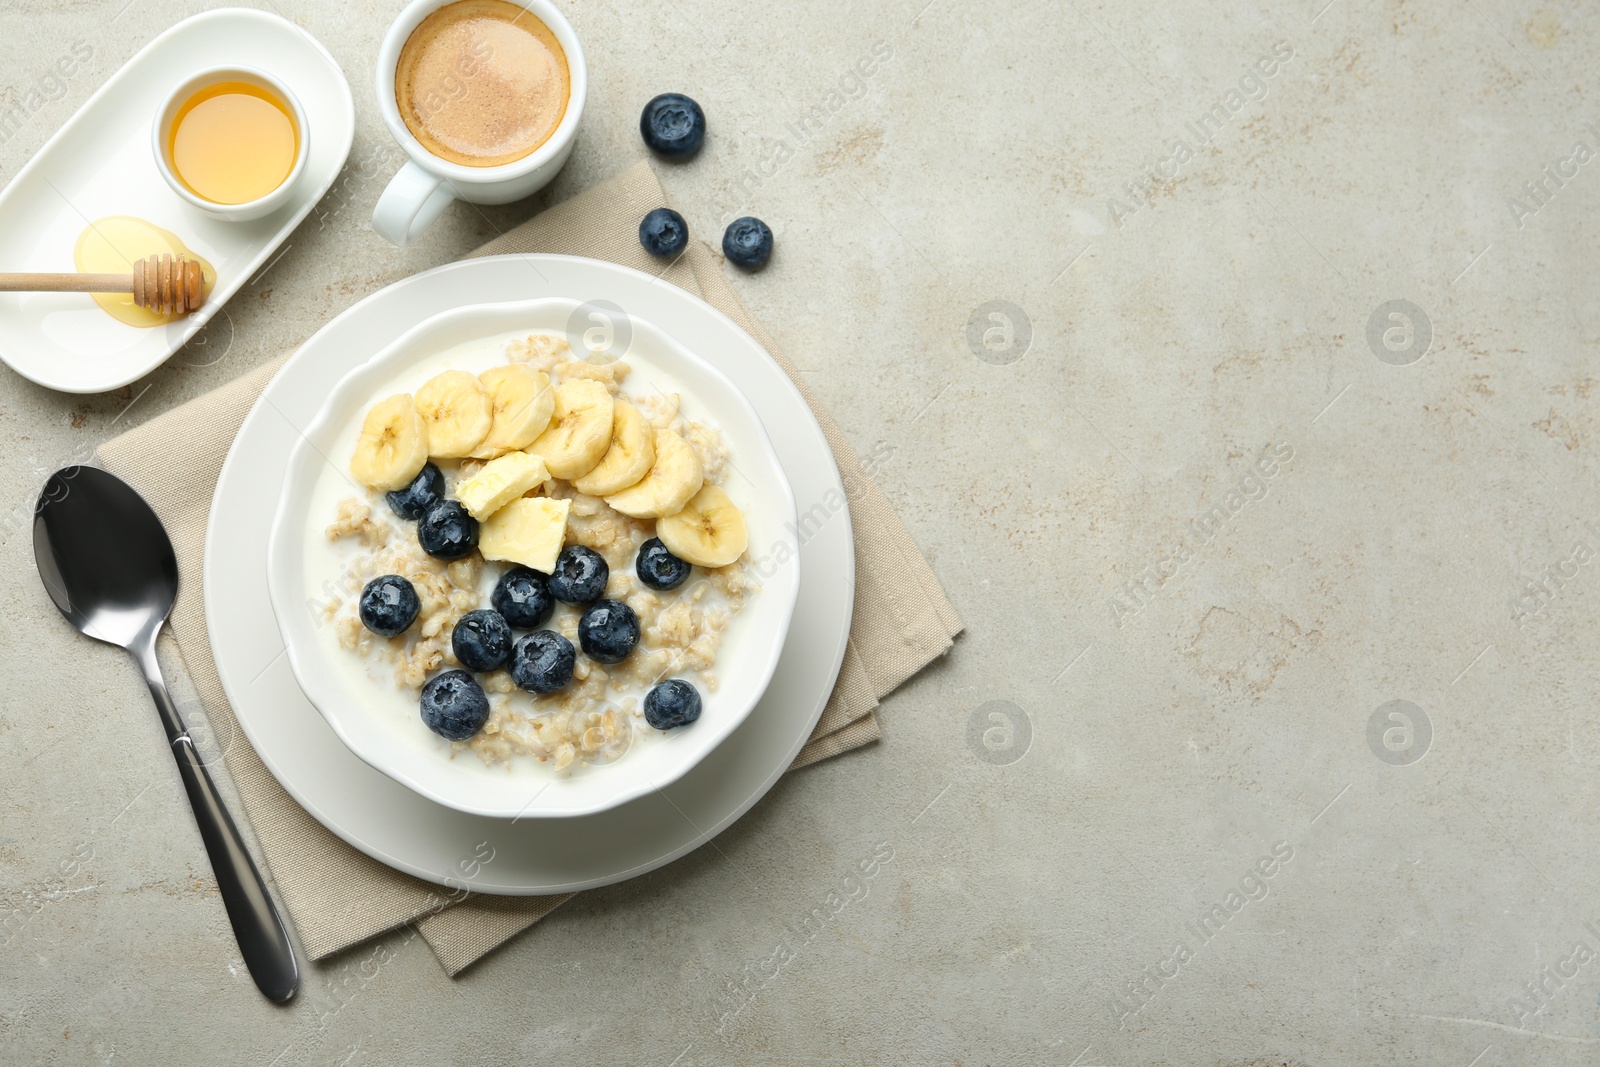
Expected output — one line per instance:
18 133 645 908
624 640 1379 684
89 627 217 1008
320 330 756 773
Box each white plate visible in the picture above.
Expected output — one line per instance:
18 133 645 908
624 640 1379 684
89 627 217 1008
0 8 354 394
265 298 801 818
205 255 855 893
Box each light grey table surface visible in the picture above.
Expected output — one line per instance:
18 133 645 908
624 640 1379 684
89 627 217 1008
3 0 1598 1063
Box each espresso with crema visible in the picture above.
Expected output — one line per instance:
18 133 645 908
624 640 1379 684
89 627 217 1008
395 0 570 168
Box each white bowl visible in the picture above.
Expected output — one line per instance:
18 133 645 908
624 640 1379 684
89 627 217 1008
151 64 310 222
264 298 800 819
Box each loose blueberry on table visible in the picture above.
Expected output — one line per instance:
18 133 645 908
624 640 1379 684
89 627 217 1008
644 678 702 730
722 216 773 270
548 544 609 604
420 669 491 741
635 537 690 591
451 609 512 672
358 574 420 637
416 500 479 560
385 462 444 520
639 92 706 159
509 630 576 694
578 599 640 664
639 207 689 259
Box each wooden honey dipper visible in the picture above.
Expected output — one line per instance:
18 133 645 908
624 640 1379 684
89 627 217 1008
0 253 207 315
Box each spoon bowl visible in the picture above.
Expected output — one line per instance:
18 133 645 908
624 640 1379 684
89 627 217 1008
34 465 178 648
34 465 298 1004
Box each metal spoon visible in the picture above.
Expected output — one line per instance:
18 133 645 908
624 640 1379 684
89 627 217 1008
33 465 298 1003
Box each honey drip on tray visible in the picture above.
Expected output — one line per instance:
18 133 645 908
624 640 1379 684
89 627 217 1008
73 217 215 327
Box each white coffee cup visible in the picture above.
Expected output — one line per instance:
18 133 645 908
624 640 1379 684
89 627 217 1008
372 0 587 247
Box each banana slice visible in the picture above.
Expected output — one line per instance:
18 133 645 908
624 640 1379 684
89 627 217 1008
471 364 555 459
414 370 493 458
349 393 429 490
527 379 614 478
456 450 549 521
605 429 703 519
479 496 570 573
571 400 655 497
657 485 748 568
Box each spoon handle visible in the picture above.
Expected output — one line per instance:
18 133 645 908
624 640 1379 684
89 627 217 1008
133 635 300 1003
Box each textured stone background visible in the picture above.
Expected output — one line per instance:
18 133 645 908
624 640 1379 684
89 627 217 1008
4 0 1600 1063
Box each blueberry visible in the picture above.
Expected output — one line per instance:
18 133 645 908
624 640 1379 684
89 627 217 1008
722 217 773 270
417 500 478 560
386 463 444 520
635 537 691 591
578 599 640 664
491 566 554 629
549 545 609 604
420 669 491 741
451 609 512 672
358 575 420 637
639 207 689 258
643 679 702 730
639 92 705 159
509 630 576 694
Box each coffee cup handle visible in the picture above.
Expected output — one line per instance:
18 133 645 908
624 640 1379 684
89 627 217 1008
372 161 456 246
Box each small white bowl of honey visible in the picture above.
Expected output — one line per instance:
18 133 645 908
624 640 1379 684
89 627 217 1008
152 66 309 222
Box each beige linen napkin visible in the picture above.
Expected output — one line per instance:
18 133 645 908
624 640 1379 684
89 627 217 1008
97 161 961 977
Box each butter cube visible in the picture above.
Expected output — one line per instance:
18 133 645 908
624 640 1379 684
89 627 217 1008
478 496 570 573
456 451 548 521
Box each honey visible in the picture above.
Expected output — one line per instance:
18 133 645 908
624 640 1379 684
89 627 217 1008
74 217 215 327
167 81 298 205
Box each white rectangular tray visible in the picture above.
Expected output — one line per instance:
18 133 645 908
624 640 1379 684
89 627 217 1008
0 7 353 394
